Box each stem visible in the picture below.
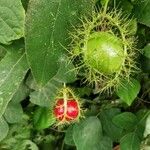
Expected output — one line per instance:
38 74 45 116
63 87 67 122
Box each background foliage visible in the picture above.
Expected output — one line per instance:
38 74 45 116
0 0 150 150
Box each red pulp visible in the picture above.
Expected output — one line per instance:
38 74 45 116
53 99 79 121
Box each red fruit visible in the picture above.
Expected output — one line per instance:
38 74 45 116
53 99 79 122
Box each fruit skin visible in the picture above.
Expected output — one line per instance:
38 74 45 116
85 32 125 74
53 99 80 122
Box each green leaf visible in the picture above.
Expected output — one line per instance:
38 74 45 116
112 112 138 131
21 0 29 11
25 0 94 86
142 43 150 73
120 133 141 150
144 114 150 137
0 45 6 61
116 78 141 106
30 78 63 107
10 82 30 104
4 103 23 124
97 136 113 150
99 108 123 142
0 48 28 118
0 117 9 142
0 0 25 44
135 110 150 140
33 107 55 130
143 44 150 59
133 0 150 27
114 0 133 14
73 117 103 150
64 125 75 146
1 115 31 149
21 140 38 150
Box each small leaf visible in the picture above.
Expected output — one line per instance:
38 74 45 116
98 136 113 150
4 103 23 124
112 112 138 130
21 140 38 150
136 110 150 139
73 117 103 150
99 108 123 142
116 78 141 106
0 45 6 61
0 117 9 142
0 47 28 118
144 113 150 137
120 133 141 150
64 125 75 146
141 44 150 73
11 82 30 104
33 107 55 130
0 0 25 44
133 0 150 27
25 0 94 86
143 44 150 59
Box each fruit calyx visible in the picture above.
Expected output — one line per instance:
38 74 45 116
53 86 81 125
70 8 139 93
54 98 79 121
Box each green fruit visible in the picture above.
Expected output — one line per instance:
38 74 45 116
71 8 139 93
84 32 125 74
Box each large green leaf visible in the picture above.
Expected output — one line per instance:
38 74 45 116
133 0 150 27
0 49 28 118
112 112 138 131
116 78 141 106
25 0 94 86
0 0 25 44
120 133 141 150
73 117 103 150
0 117 9 142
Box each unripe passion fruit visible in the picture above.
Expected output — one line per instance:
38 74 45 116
71 8 139 92
85 32 125 74
53 99 79 121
